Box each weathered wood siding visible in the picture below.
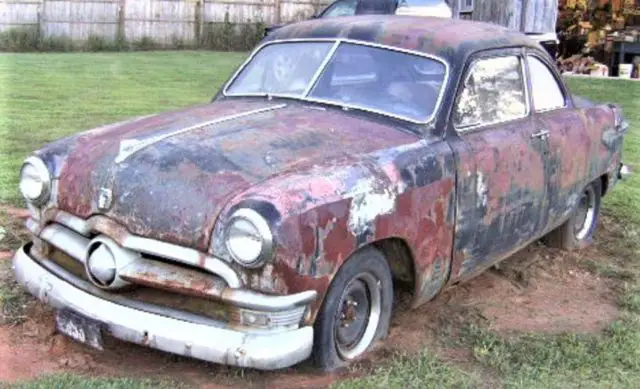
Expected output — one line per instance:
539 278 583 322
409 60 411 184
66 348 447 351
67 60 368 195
0 0 41 33
124 0 197 44
0 0 329 43
467 0 558 33
41 0 119 39
0 0 557 44
521 0 557 33
204 0 277 25
470 0 517 28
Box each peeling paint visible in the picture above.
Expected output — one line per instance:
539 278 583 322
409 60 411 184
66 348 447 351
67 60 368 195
476 172 488 207
347 177 397 237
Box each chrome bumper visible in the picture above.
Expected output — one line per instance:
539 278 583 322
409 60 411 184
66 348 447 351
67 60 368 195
12 245 314 370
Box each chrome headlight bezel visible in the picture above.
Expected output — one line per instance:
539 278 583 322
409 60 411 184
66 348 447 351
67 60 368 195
224 208 273 268
19 156 51 206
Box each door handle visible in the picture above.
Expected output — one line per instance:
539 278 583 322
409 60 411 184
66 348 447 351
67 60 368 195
531 130 550 140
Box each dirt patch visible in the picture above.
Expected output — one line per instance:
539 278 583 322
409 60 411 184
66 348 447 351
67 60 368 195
0 206 29 221
0 207 30 253
0 209 623 387
375 240 619 361
0 308 346 388
477 255 617 335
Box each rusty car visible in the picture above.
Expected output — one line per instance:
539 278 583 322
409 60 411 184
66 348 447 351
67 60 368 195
13 15 631 371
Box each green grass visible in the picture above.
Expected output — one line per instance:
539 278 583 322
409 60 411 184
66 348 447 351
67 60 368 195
8 373 186 389
333 352 480 389
0 53 639 388
0 51 246 205
461 316 640 389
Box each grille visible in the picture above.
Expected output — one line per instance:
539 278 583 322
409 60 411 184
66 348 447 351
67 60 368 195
27 217 308 331
43 244 229 322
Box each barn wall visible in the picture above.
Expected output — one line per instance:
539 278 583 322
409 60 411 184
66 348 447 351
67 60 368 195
469 0 519 29
459 0 558 33
521 0 558 33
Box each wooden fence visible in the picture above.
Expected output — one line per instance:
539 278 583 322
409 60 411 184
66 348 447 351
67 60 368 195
0 0 329 45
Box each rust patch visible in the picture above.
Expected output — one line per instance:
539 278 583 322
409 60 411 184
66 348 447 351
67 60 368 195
119 260 226 300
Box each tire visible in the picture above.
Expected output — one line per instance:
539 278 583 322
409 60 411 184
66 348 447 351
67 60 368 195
544 179 601 250
312 247 394 371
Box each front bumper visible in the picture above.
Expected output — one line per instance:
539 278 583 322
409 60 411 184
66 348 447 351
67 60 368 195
12 245 314 370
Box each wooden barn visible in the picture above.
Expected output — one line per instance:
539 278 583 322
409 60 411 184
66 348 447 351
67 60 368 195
450 0 559 34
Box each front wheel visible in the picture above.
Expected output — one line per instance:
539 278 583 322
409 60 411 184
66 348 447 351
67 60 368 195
544 179 601 250
313 247 394 371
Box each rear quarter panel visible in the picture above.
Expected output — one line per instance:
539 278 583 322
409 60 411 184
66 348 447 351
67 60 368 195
581 102 624 190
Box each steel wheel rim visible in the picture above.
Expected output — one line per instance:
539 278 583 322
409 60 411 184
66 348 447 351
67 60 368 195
574 187 596 240
334 272 381 360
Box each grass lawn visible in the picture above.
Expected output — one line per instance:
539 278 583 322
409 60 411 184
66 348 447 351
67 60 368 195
0 51 246 204
6 374 186 389
0 53 639 388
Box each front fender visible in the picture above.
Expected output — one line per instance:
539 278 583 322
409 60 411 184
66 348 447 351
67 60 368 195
209 139 457 322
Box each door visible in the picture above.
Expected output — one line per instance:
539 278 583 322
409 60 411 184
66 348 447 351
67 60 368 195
447 52 548 283
525 54 590 233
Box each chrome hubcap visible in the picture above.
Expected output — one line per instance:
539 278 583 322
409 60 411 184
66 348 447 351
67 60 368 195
574 188 596 240
335 273 381 360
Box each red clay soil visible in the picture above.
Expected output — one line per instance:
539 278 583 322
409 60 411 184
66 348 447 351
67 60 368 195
0 209 621 388
0 206 29 220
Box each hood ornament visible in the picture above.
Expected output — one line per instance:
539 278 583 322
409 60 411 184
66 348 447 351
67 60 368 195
97 187 113 211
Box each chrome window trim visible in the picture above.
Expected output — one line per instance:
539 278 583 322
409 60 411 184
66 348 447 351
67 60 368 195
525 54 568 113
302 40 340 97
222 37 451 125
454 54 531 133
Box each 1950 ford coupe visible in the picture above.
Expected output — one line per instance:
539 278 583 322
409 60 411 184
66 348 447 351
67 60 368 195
13 15 631 371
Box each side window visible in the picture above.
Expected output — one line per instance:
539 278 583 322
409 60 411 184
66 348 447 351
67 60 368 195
320 0 357 17
527 56 565 111
453 56 528 130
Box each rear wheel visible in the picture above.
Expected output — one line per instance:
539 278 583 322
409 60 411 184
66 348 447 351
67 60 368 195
313 247 393 371
544 180 601 250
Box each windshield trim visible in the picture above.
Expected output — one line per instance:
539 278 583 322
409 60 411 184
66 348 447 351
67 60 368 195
222 37 450 125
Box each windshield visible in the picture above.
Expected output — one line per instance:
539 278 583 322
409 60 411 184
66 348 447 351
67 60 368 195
225 41 447 123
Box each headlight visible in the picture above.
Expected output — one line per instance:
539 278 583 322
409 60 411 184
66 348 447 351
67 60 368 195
19 156 51 205
225 208 272 268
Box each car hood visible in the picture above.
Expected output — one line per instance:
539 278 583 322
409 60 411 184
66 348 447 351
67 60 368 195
36 98 418 251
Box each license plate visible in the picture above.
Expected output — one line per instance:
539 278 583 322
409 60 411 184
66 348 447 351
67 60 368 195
55 309 104 351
